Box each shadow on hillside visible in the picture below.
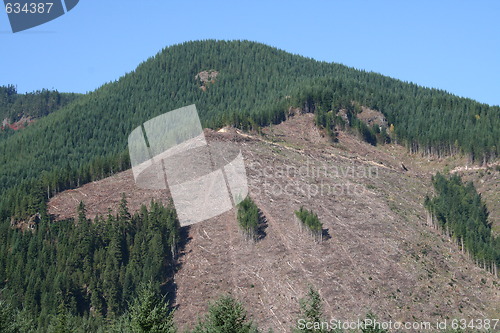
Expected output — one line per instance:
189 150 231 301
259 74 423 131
256 209 268 241
322 228 332 241
162 225 191 310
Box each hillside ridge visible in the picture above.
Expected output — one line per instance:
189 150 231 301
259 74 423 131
1 40 498 203
47 113 500 331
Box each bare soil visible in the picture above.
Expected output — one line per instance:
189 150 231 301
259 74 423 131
356 106 388 128
48 171 171 221
48 113 500 332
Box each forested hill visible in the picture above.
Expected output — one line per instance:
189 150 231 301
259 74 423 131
0 85 80 127
0 40 499 214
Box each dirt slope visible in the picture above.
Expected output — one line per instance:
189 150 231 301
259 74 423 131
48 114 500 332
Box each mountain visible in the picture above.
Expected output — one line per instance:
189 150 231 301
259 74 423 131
45 114 500 331
0 40 499 332
0 40 499 206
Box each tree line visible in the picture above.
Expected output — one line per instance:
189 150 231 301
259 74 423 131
424 173 499 276
1 284 487 332
0 40 498 237
0 196 180 330
0 85 80 124
1 40 498 207
295 207 323 242
285 77 499 160
237 196 260 241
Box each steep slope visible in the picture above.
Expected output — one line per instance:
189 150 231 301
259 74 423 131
1 40 499 213
48 114 500 331
452 166 500 236
2 40 499 331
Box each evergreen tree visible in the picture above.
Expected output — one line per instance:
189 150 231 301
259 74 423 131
293 287 328 333
191 295 258 333
47 303 72 333
0 300 18 333
295 207 323 242
236 197 260 241
361 313 388 333
425 173 499 275
77 201 88 225
129 282 176 333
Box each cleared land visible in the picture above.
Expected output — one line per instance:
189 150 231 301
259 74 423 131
48 114 499 332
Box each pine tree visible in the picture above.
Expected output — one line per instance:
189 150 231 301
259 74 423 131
0 300 17 333
295 207 323 242
236 197 260 241
293 287 328 333
191 295 258 333
361 313 388 333
129 281 176 333
118 193 131 222
47 303 72 333
77 201 88 225
425 173 499 275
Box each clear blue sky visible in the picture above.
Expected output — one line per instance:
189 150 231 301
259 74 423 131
1 0 499 106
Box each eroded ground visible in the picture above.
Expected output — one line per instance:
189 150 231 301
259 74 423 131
48 113 500 332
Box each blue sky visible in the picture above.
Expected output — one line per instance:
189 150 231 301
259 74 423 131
1 1 499 106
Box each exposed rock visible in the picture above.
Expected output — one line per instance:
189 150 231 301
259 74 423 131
195 70 219 91
10 213 40 232
1 114 34 131
356 106 388 128
337 109 350 125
